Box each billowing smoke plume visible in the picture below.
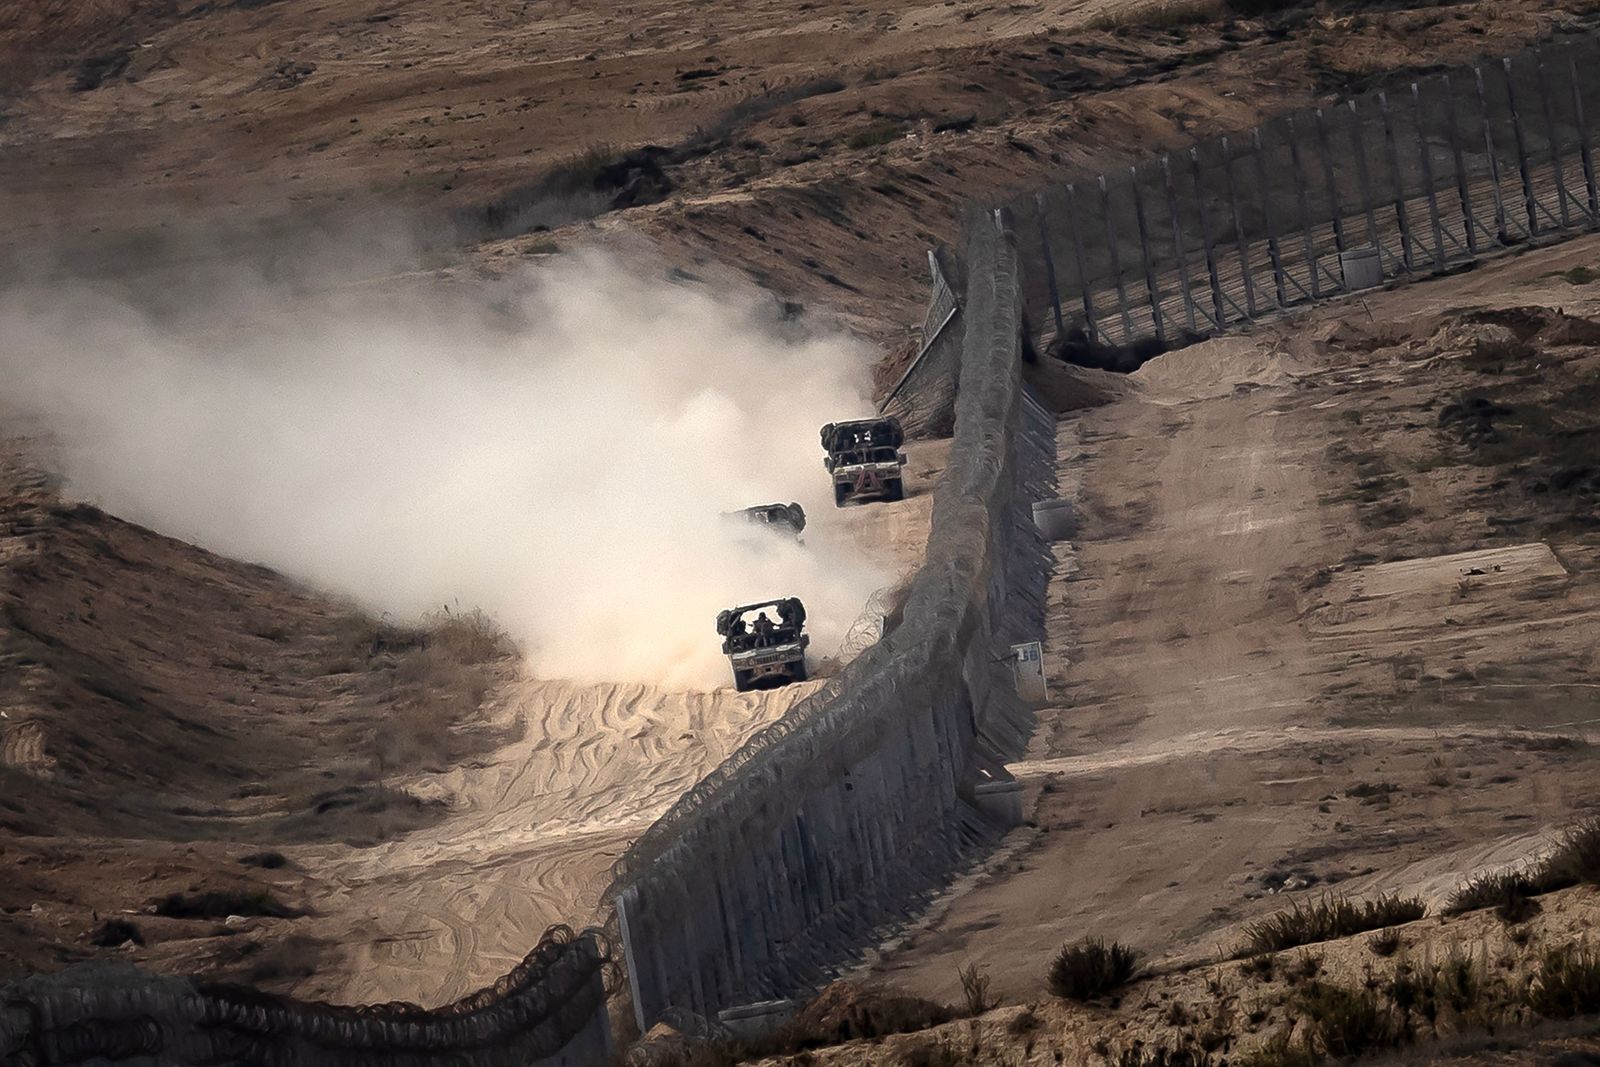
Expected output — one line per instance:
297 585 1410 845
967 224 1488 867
0 246 892 687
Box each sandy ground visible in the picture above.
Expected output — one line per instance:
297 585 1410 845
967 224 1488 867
867 235 1600 1007
739 883 1600 1067
0 431 945 1005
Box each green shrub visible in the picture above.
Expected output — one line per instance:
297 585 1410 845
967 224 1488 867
1241 894 1426 954
1047 938 1142 1001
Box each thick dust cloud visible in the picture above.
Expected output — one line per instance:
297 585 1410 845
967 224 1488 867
0 247 891 688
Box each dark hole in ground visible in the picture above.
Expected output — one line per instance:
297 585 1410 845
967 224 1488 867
153 889 300 920
1049 325 1207 374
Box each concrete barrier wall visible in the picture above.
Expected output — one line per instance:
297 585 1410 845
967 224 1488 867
0 925 612 1067
613 211 1055 1032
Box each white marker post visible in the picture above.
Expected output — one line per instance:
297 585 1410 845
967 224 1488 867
1012 640 1048 703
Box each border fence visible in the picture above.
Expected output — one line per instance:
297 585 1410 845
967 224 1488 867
1005 36 1600 355
611 32 1600 1039
0 926 611 1067
880 247 963 437
610 213 1052 1033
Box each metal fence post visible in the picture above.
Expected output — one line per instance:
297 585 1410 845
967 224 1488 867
1191 146 1228 325
1220 135 1258 317
1411 83 1447 269
1160 155 1199 332
1286 115 1322 297
1442 73 1479 254
1314 107 1347 254
1130 166 1166 341
1064 183 1100 340
1475 66 1511 243
1099 175 1136 341
1572 57 1600 225
1347 98 1382 251
1251 126 1290 306
1503 56 1541 236
1378 91 1415 271
1033 191 1067 341
1535 53 1571 229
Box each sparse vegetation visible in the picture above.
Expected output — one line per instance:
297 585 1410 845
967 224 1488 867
1300 981 1403 1058
1344 781 1400 804
846 120 903 150
1084 0 1222 32
958 962 995 1015
1525 943 1600 1018
1542 818 1600 887
1369 928 1402 957
1445 868 1543 923
1445 819 1600 918
1048 938 1142 1001
1241 894 1426 955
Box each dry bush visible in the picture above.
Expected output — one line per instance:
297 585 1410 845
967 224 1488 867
1444 869 1543 923
1240 952 1276 980
1047 938 1142 1001
957 962 995 1016
1539 818 1600 888
327 611 425 666
1299 981 1403 1059
1387 952 1491 1034
1446 819 1600 919
1369 928 1403 957
1526 943 1600 1019
1241 894 1426 955
419 605 517 665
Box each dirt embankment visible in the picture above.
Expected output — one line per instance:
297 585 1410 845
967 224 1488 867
4 0 1598 343
0 427 948 1004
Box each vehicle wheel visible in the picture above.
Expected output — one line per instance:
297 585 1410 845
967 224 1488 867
792 660 809 683
882 478 905 502
834 482 850 507
732 670 750 692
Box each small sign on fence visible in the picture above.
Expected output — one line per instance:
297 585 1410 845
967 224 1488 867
1012 641 1048 703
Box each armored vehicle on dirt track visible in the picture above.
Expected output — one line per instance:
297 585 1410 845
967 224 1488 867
716 598 809 692
820 416 906 506
726 502 807 539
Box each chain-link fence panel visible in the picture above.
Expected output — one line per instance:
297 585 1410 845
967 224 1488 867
1017 38 1600 361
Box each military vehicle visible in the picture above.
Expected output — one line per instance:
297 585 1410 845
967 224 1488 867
716 598 809 691
820 416 906 505
726 502 807 539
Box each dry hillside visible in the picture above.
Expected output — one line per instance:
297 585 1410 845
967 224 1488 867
4 2 1600 1064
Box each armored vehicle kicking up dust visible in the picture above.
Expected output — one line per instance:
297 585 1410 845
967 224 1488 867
726 502 807 539
821 416 906 506
717 598 809 692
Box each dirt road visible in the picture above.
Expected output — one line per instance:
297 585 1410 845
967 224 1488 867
868 236 1600 1006
0 432 945 1005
